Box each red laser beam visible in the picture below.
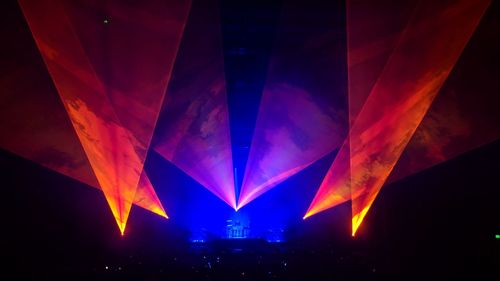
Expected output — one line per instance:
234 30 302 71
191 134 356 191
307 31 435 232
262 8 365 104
389 1 500 183
348 0 500 185
305 0 490 236
18 0 190 234
0 28 166 218
346 0 420 127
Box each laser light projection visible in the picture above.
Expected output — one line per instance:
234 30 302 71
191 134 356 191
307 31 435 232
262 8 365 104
2 0 497 240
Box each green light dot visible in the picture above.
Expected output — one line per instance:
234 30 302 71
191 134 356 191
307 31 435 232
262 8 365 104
495 234 500 239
